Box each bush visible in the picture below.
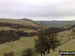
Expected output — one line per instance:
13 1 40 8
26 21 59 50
22 48 34 56
4 52 14 56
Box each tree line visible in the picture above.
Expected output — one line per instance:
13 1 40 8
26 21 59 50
0 30 37 44
0 22 38 30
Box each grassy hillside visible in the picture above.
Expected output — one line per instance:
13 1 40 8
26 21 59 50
0 19 40 32
0 19 39 56
47 39 75 56
0 27 74 56
0 36 36 56
0 19 75 56
0 19 39 27
44 28 75 56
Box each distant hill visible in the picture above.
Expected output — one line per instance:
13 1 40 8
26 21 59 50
35 21 75 28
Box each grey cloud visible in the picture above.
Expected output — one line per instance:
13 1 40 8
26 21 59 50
0 0 75 19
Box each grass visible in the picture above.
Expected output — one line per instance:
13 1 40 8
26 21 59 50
0 36 36 56
47 39 75 56
0 26 37 33
0 28 75 56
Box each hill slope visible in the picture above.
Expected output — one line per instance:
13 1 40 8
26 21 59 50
0 18 40 56
0 18 39 27
0 37 35 56
0 18 40 32
0 26 74 56
47 39 75 56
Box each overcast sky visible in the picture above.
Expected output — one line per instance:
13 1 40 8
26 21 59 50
0 0 75 21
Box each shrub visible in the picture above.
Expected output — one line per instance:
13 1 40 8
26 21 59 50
4 52 14 56
22 48 34 56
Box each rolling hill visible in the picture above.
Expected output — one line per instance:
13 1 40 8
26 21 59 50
0 19 75 56
0 23 75 56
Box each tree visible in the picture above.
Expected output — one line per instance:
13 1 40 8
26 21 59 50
44 27 60 52
35 27 60 56
50 35 60 51
35 36 47 56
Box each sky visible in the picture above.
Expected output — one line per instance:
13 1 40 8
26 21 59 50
0 0 75 21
